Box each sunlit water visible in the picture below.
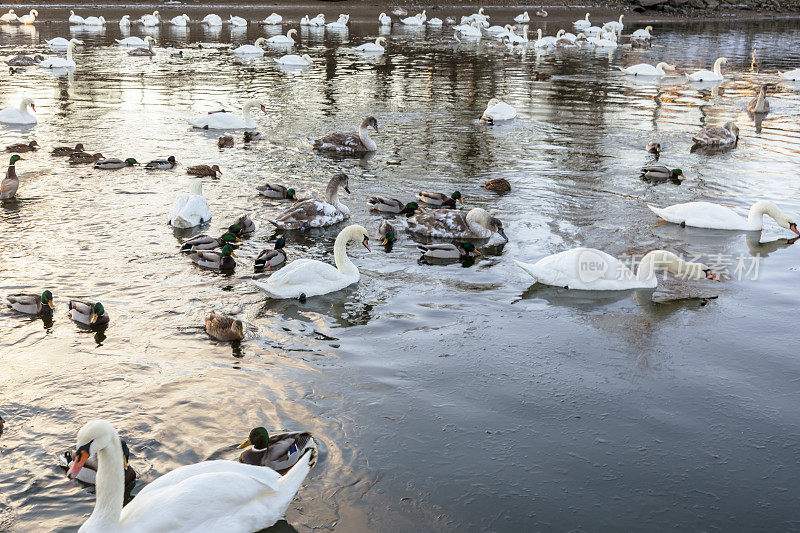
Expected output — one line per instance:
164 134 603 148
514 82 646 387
1 9 800 531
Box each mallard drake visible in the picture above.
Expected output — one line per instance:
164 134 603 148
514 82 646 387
747 85 769 114
205 310 244 341
1 155 21 201
190 244 236 271
5 140 38 153
692 122 739 148
640 166 684 184
6 290 54 314
180 230 240 252
312 117 379 154
270 173 351 229
418 242 480 260
237 427 318 473
254 237 287 270
218 136 234 148
417 191 463 208
230 214 255 237
243 131 261 143
144 155 177 170
256 183 296 200
484 178 511 192
187 164 222 177
368 197 421 215
94 157 138 169
646 142 661 156
406 208 509 241
69 152 103 165
378 220 396 245
60 440 136 488
68 300 110 326
52 143 84 156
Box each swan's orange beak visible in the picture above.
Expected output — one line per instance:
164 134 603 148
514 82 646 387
30 104 36 112
789 222 799 235
67 449 89 479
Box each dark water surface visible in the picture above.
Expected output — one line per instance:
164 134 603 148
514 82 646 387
1 9 800 532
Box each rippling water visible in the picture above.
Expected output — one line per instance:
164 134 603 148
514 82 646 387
1 9 800 531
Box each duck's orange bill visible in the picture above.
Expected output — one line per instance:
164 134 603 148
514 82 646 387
67 450 89 479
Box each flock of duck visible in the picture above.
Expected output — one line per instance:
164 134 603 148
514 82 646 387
3 6 800 532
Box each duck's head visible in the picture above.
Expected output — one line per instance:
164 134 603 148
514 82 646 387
403 201 421 216
275 236 286 249
167 155 176 164
220 231 241 243
647 141 661 155
41 290 54 308
120 440 131 469
451 191 463 204
67 420 116 479
9 154 22 165
461 242 480 255
221 244 237 258
74 143 85 151
286 188 296 200
238 427 269 451
90 302 105 324
361 116 379 133
671 168 685 180
211 164 222 175
124 157 138 166
381 228 396 245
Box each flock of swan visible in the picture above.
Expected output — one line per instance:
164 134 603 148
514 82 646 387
3 6 800 532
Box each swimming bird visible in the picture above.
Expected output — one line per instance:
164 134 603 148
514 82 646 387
325 14 349 30
266 29 297 45
129 36 156 57
417 191 463 208
60 439 136 488
618 62 675 77
6 290 54 314
228 15 248 27
38 38 83 68
261 13 282 25
484 178 511 191
187 164 222 177
378 220 396 244
233 38 266 55
1 155 22 201
379 12 392 26
237 427 317 473
243 131 261 142
631 26 653 39
648 200 799 233
45 37 72 49
70 152 104 165
68 300 109 326
514 11 530 23
116 36 148 47
68 11 84 24
574 13 591 29
229 214 255 237
454 21 482 40
52 143 85 156
256 183 296 200
747 85 769 113
254 237 288 270
139 11 159 27
17 9 37 24
180 231 240 252
274 54 315 66
254 224 370 299
0 9 17 22
646 141 661 156
205 311 244 341
368 197 421 215
355 37 386 53
191 244 237 271
604 14 624 32
169 179 211 228
201 13 223 26
406 207 508 241
400 12 425 26
82 16 106 26
640 166 684 184
515 248 715 290
169 14 190 26
300 14 325 27
312 116 379 154
10 52 45 64
187 100 267 129
687 57 727 82
218 136 234 148
119 15 131 28
145 155 177 170
778 68 800 81
419 242 480 260
66 419 315 532
0 98 36 124
94 157 138 169
480 99 516 124
692 121 738 148
270 173 350 229
5 141 38 153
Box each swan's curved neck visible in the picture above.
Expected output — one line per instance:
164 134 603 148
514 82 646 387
18 101 29 113
333 229 357 276
713 58 724 76
67 43 74 63
748 201 782 230
359 124 376 151
241 102 258 127
89 429 125 530
324 179 343 207
637 250 704 281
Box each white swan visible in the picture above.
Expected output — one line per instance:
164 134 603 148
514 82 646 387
228 15 248 27
266 29 296 44
533 29 557 48
116 36 147 47
0 9 17 23
274 54 314 66
201 14 223 27
604 14 624 32
779 68 800 81
487 23 513 36
514 249 715 290
300 14 324 27
378 12 392 26
232 38 266 55
186 99 266 129
505 26 529 45
38 39 82 69
514 11 530 23
355 37 386 53
45 37 71 49
400 12 424 26
119 15 131 28
17 9 37 24
619 62 675 77
68 11 84 24
648 200 799 234
454 21 482 40
631 26 653 39
139 10 159 27
254 225 370 299
480 99 516 123
325 14 349 30
261 13 282 25
169 14 190 26
67 420 313 533
594 31 618 48
427 17 443 26
168 179 211 228
0 98 36 124
574 13 591 29
82 16 106 26
687 57 727 82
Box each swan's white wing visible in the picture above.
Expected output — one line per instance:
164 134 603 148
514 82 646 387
168 193 190 223
648 202 746 230
621 64 657 75
171 194 211 227
254 258 349 298
186 112 246 129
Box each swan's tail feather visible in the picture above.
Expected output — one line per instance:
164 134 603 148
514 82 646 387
253 279 280 298
171 216 194 228
271 449 313 518
513 260 539 283
617 66 627 73
646 204 668 221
